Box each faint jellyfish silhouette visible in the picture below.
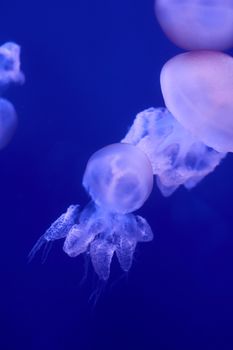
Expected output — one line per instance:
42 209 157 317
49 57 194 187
0 99 17 149
29 143 154 280
155 0 233 50
0 42 24 86
0 42 24 148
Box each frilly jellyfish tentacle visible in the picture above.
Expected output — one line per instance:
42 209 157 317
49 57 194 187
28 205 79 262
115 236 136 273
90 238 116 281
135 215 153 242
63 202 153 280
122 108 226 196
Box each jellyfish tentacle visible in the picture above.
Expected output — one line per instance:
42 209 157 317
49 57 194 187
63 224 96 257
28 204 79 262
135 215 153 242
123 107 226 195
115 235 137 272
89 238 116 281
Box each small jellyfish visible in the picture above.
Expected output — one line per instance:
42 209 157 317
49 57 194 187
0 98 17 149
29 143 154 280
160 51 233 153
155 0 233 50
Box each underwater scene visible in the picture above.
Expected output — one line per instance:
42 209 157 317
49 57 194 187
1 1 233 349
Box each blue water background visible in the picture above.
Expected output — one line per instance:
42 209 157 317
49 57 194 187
0 1 233 349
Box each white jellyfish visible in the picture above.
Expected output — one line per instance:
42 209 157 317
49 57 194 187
29 143 154 280
155 0 233 50
0 42 24 148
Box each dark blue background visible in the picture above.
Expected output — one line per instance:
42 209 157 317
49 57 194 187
0 1 233 349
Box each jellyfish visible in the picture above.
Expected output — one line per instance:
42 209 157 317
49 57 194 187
155 0 233 50
0 42 24 148
0 42 24 87
29 143 154 280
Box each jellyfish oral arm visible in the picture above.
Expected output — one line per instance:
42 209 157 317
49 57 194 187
122 107 226 196
29 202 153 280
28 205 80 262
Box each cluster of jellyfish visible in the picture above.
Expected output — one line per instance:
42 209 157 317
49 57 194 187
0 42 24 149
30 0 233 281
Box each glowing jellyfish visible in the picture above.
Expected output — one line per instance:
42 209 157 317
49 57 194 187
0 42 24 148
155 0 233 50
29 143 154 280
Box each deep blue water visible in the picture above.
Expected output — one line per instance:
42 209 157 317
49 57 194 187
0 1 233 349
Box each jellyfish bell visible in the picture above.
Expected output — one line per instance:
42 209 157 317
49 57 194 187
160 50 233 153
155 0 233 50
82 143 154 214
0 98 17 149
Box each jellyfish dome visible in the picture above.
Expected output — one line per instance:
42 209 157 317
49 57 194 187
29 143 154 280
160 51 233 153
83 143 153 214
155 0 233 50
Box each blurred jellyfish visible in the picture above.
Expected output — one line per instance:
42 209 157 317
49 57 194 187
0 99 17 149
0 42 24 87
29 143 154 280
0 42 24 148
155 0 233 50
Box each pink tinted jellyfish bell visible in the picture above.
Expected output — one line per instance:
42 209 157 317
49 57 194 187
155 0 233 50
82 143 153 214
160 51 233 153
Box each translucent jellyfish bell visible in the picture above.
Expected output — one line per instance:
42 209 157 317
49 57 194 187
160 51 233 153
29 143 154 280
155 0 233 50
82 143 153 214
